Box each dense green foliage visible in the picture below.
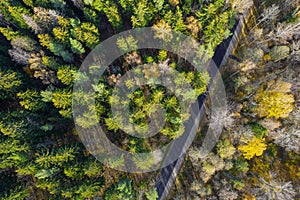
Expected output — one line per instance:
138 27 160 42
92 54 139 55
0 0 244 199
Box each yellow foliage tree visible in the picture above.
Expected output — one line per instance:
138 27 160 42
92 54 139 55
254 80 295 119
238 137 267 160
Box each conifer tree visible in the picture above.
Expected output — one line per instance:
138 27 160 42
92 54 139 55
8 6 30 29
57 65 76 85
131 0 155 28
73 22 100 49
0 27 20 41
70 38 85 54
17 90 44 111
0 70 22 99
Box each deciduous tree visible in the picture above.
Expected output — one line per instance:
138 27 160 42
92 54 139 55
238 137 267 160
254 80 295 119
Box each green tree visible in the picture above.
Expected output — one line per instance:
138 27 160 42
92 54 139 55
42 56 59 70
52 89 72 113
0 69 22 99
7 6 30 29
35 145 79 168
73 22 100 49
153 0 164 11
119 0 135 11
37 33 52 49
53 27 70 44
217 139 236 159
83 160 103 178
57 65 76 85
17 90 44 111
233 158 249 174
22 0 34 7
1 186 30 200
0 27 20 41
92 0 122 29
63 163 83 179
104 117 120 132
83 7 99 24
145 187 159 200
104 179 136 200
116 35 138 52
131 0 155 28
163 7 186 32
69 38 85 54
75 181 101 199
133 153 155 170
49 42 74 62
35 167 59 180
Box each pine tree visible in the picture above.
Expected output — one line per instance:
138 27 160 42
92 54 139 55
104 179 136 200
35 168 59 180
52 89 72 110
145 187 159 200
35 145 79 167
70 38 85 54
8 6 30 29
42 56 59 70
37 34 52 49
17 90 44 111
0 26 20 41
162 8 186 32
83 7 99 24
35 0 66 10
1 186 30 200
76 181 102 199
131 0 155 28
133 153 155 170
53 27 70 44
116 35 138 52
83 160 103 178
57 65 76 85
0 68 22 99
101 1 122 29
119 0 135 11
73 22 100 49
104 117 119 132
182 0 193 14
22 0 34 7
49 42 74 62
153 0 164 11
